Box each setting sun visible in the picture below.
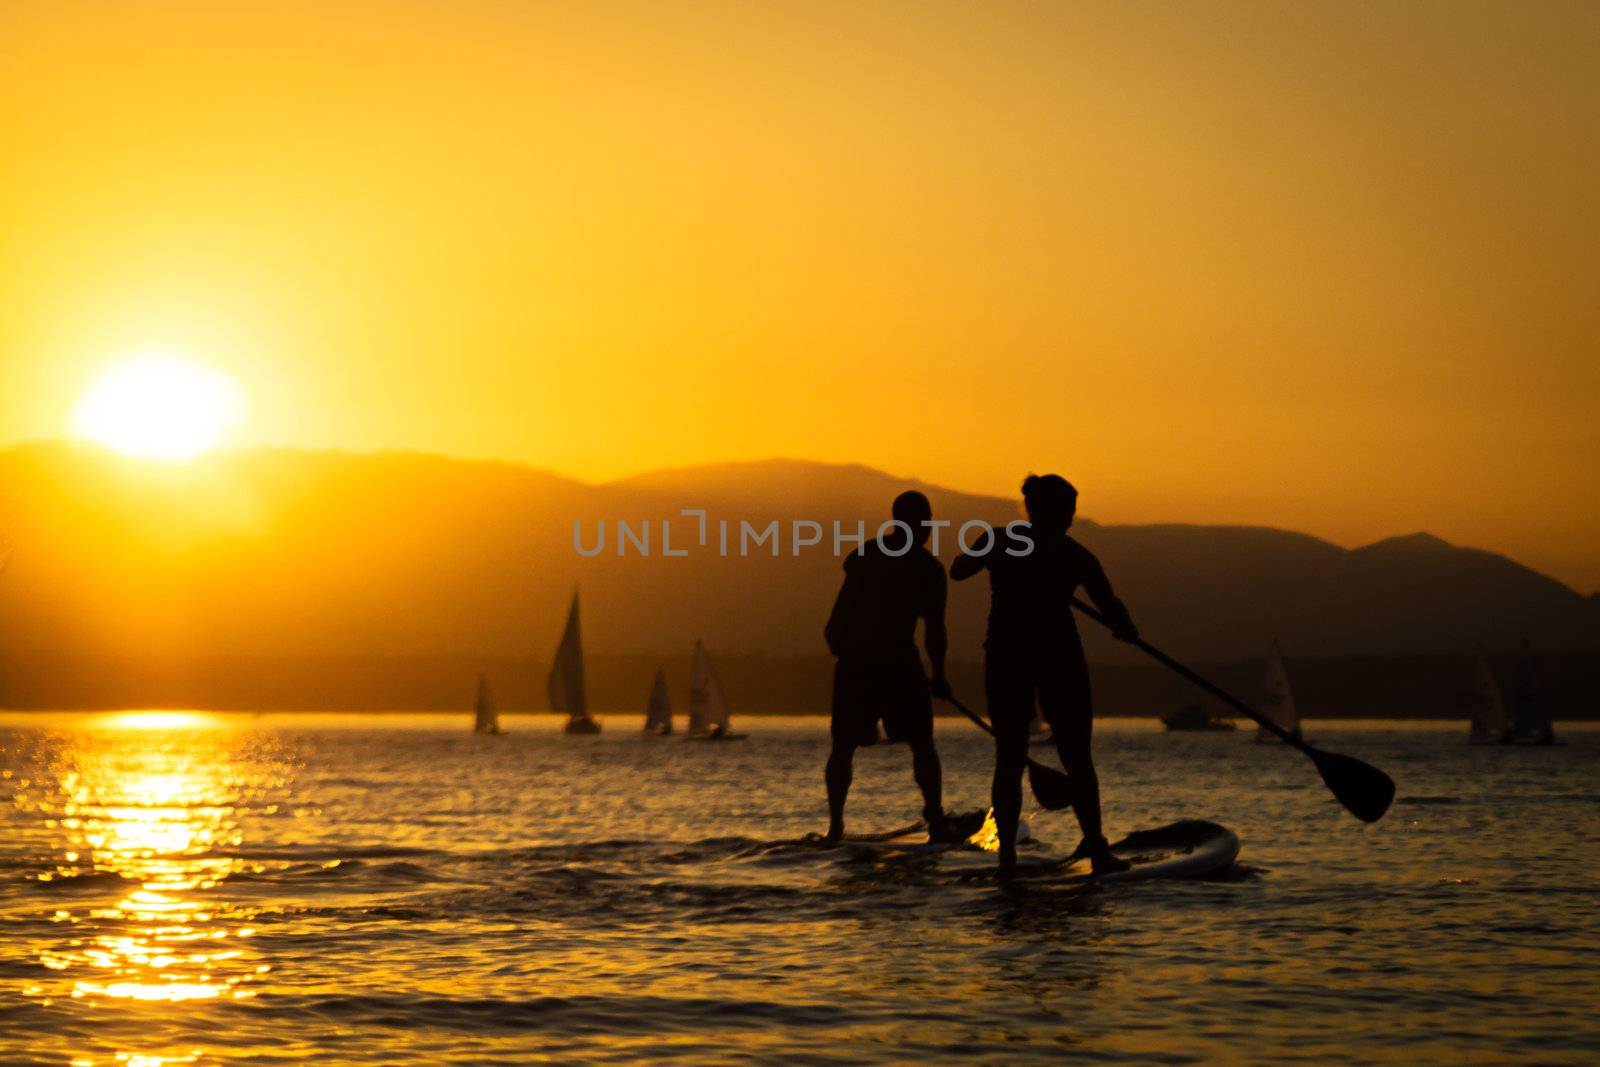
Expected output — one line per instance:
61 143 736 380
70 355 246 461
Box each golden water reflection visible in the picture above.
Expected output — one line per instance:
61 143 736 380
24 712 282 1011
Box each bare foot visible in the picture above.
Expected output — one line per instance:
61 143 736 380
1091 848 1131 875
997 846 1018 881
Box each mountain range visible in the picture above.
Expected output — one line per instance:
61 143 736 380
1 443 1593 679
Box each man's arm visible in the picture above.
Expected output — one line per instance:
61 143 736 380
1081 549 1138 643
924 564 951 698
823 564 859 657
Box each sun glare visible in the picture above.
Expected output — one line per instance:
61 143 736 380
91 711 222 731
71 354 245 461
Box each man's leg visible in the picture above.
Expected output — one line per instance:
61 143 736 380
824 740 856 843
909 737 943 828
825 656 867 843
898 657 944 829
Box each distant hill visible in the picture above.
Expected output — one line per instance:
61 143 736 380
0 445 1594 702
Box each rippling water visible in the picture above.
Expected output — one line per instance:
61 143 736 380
2 712 1596 1065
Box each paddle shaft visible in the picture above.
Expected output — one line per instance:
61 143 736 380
1069 597 1307 751
945 695 997 738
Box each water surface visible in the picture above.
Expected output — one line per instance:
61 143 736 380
2 713 1596 1065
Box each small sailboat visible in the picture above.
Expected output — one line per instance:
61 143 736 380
549 591 601 735
1162 703 1237 732
1508 641 1556 745
472 673 503 735
685 640 746 741
644 667 673 735
1466 651 1511 744
1255 642 1302 743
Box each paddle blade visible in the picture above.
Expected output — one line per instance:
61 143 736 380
1306 746 1395 823
1025 759 1075 811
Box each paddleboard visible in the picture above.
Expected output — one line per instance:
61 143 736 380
814 808 1030 856
949 819 1240 883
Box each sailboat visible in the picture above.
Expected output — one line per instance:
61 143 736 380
1466 651 1511 744
1508 641 1557 745
549 591 601 735
685 640 746 741
1255 642 1302 743
644 667 673 735
472 673 503 735
1162 703 1237 732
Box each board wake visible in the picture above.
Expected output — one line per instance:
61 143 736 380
947 819 1240 883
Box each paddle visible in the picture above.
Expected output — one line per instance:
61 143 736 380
1070 597 1396 823
942 695 1075 811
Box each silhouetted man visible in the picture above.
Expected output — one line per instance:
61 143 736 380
952 474 1138 877
823 490 955 843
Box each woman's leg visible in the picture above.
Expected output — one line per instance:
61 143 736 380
1040 640 1104 845
985 648 1034 870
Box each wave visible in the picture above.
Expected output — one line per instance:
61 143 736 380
230 858 441 884
465 836 778 865
197 844 442 862
232 991 868 1034
20 869 137 891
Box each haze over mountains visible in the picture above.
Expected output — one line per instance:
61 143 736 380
1 444 1593 683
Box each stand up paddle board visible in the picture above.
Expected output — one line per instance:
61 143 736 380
806 812 1017 857
808 809 1029 856
948 819 1240 883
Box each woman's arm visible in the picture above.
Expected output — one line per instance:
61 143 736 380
949 551 986 581
1081 550 1138 642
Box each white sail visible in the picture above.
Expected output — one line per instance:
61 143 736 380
687 640 730 736
1256 642 1300 741
1467 651 1509 743
473 673 500 735
547 591 596 730
644 667 672 734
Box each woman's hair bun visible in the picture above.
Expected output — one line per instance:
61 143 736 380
1021 472 1078 503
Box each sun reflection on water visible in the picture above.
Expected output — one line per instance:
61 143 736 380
70 1053 205 1067
14 712 289 1061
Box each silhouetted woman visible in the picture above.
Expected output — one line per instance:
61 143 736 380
951 474 1139 877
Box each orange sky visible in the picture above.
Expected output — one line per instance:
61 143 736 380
2 2 1596 590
